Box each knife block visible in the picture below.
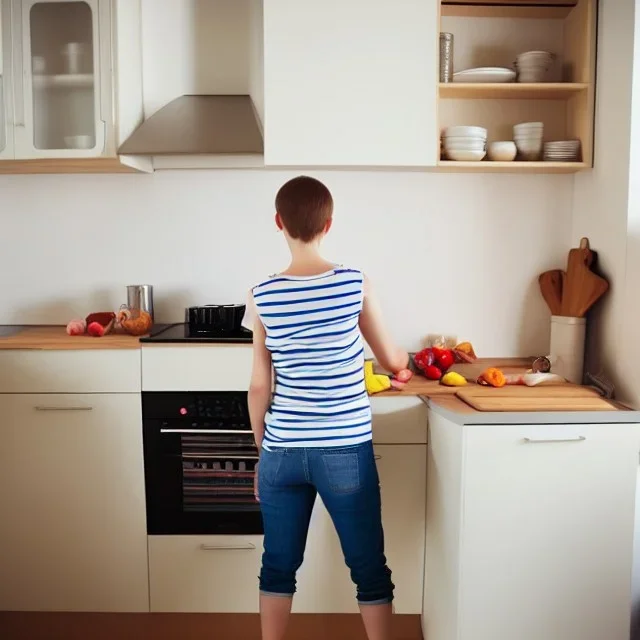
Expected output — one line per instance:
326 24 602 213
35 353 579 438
549 316 586 384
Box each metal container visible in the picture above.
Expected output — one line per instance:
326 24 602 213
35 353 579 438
439 32 454 83
127 285 154 321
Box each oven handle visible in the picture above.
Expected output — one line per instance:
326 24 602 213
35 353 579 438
160 429 253 434
200 542 257 551
35 406 93 412
182 454 259 460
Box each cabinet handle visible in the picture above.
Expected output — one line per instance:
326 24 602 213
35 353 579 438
34 406 93 412
374 455 382 460
200 543 256 551
523 436 586 444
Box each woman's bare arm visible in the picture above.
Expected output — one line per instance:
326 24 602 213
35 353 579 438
359 275 409 374
247 308 272 452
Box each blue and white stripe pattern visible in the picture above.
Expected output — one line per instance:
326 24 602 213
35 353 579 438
254 268 371 449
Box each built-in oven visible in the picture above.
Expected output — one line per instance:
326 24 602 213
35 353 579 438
142 391 262 535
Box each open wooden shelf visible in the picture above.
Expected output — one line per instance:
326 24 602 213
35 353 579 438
437 160 587 173
439 82 588 100
438 0 596 172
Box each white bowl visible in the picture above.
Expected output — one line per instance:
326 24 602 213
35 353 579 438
64 135 94 149
445 149 486 162
514 121 544 131
515 140 543 151
443 125 487 138
514 135 543 143
444 139 486 148
442 134 487 142
487 141 517 161
517 50 554 61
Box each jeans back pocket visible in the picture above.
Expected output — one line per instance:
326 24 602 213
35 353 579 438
322 452 361 494
259 449 286 487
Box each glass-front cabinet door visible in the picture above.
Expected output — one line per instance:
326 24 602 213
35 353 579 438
13 0 105 157
0 0 14 158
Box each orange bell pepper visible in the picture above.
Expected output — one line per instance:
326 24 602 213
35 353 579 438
477 367 506 388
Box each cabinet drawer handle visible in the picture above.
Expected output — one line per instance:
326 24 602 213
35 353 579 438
34 406 93 412
523 436 586 444
200 543 256 551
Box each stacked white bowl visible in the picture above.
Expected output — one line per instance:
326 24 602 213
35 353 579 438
515 51 555 83
442 126 487 161
514 122 544 161
543 140 581 162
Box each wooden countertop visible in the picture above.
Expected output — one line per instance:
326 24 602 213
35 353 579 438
375 358 534 397
0 326 143 350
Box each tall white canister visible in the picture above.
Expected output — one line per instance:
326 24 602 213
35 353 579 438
549 316 586 383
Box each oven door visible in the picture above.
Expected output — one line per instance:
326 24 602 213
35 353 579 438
142 392 263 535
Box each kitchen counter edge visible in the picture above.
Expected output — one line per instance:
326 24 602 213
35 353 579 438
424 395 640 424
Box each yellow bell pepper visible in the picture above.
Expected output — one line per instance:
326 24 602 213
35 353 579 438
364 360 391 395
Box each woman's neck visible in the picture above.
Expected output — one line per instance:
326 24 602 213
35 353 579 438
282 239 334 276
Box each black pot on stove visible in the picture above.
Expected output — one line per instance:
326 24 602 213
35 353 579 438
187 304 246 335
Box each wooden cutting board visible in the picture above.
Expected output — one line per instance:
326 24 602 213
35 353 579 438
538 269 564 315
562 238 609 317
456 385 617 412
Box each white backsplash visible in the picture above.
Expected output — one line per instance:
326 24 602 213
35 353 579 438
0 169 572 354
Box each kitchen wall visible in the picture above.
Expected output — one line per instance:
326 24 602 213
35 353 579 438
0 170 572 355
571 0 636 402
570 0 640 634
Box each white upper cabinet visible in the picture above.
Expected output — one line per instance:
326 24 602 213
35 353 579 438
11 0 110 158
0 0 14 158
263 0 438 167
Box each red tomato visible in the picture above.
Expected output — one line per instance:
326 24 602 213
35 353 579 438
431 346 446 360
413 348 434 371
423 365 443 380
396 369 414 383
436 349 455 372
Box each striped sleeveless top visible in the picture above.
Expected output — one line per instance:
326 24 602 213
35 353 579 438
253 267 371 450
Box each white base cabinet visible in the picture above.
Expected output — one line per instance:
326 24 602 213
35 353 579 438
149 535 263 613
148 445 426 614
424 410 640 640
0 393 149 612
295 444 426 614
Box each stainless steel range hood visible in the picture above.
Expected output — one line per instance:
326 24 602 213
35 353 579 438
118 95 264 169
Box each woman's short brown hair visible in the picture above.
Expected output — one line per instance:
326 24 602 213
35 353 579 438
275 176 334 243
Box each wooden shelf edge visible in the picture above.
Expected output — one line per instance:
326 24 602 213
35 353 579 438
436 160 589 173
441 4 574 18
439 82 589 99
441 0 577 4
0 157 145 175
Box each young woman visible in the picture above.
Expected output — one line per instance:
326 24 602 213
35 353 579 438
247 176 409 640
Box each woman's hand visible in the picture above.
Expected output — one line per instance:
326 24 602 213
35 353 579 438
254 462 260 502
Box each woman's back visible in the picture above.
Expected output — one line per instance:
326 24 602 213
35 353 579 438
254 267 371 450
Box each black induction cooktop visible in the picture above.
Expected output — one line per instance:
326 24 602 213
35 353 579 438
140 323 253 344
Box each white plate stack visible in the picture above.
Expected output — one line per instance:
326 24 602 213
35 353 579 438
515 51 555 83
442 126 487 161
514 122 544 161
543 140 581 162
